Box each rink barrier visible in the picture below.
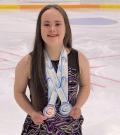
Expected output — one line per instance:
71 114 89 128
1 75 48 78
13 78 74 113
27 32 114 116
0 4 120 10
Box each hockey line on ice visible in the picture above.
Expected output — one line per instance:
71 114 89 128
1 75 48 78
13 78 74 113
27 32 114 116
91 82 106 88
90 65 107 68
91 73 120 83
89 54 120 60
0 50 22 57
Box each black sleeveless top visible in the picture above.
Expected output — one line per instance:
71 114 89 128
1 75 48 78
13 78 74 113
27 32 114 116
51 60 59 72
22 49 84 135
28 48 80 111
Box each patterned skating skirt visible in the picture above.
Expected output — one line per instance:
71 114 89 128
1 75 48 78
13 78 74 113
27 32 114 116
21 113 84 135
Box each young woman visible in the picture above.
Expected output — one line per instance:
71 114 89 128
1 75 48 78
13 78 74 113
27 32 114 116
14 4 90 135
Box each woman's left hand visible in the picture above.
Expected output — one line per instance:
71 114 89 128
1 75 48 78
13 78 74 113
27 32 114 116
69 106 81 119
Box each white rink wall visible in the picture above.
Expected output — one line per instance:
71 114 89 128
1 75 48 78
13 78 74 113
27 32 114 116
0 0 80 4
0 0 120 4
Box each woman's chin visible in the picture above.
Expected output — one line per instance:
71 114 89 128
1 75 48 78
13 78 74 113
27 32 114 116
45 42 62 48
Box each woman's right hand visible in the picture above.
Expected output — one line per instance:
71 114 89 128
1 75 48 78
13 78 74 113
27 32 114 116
30 111 47 125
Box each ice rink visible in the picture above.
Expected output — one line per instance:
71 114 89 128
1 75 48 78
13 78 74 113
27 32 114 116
0 8 120 135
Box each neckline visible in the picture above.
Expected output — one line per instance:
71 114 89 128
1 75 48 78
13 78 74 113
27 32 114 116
51 60 59 62
51 48 72 61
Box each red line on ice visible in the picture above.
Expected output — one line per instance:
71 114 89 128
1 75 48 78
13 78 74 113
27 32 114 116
91 73 120 83
89 54 120 60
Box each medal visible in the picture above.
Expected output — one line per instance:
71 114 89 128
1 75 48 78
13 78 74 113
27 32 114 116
43 104 56 118
59 102 72 116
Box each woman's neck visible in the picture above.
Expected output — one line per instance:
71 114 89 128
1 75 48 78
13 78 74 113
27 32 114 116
45 46 63 61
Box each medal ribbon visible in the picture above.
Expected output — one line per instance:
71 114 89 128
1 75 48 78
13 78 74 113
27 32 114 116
45 48 69 105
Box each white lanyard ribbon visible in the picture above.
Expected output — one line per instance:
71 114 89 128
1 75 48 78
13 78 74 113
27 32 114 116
43 48 72 118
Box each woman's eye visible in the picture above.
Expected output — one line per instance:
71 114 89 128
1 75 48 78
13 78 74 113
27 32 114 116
55 23 61 26
44 24 50 26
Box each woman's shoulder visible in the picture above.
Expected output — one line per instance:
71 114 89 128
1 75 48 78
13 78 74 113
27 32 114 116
77 50 90 73
15 53 32 78
78 50 88 62
69 48 86 60
16 53 31 67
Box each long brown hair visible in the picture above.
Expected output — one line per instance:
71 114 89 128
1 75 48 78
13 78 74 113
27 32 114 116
30 4 72 111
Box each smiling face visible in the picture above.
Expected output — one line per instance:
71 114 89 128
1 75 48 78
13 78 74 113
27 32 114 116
41 8 66 48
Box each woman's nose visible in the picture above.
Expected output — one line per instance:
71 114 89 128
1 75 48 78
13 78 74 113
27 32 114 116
50 25 56 32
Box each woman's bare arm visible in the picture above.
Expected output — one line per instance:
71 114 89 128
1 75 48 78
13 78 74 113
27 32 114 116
14 55 47 125
75 51 90 108
14 55 35 116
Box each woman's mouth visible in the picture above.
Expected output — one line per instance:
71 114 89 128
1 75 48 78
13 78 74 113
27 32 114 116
47 34 59 37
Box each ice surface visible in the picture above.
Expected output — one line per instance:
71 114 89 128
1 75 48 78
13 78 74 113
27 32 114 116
0 9 120 135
